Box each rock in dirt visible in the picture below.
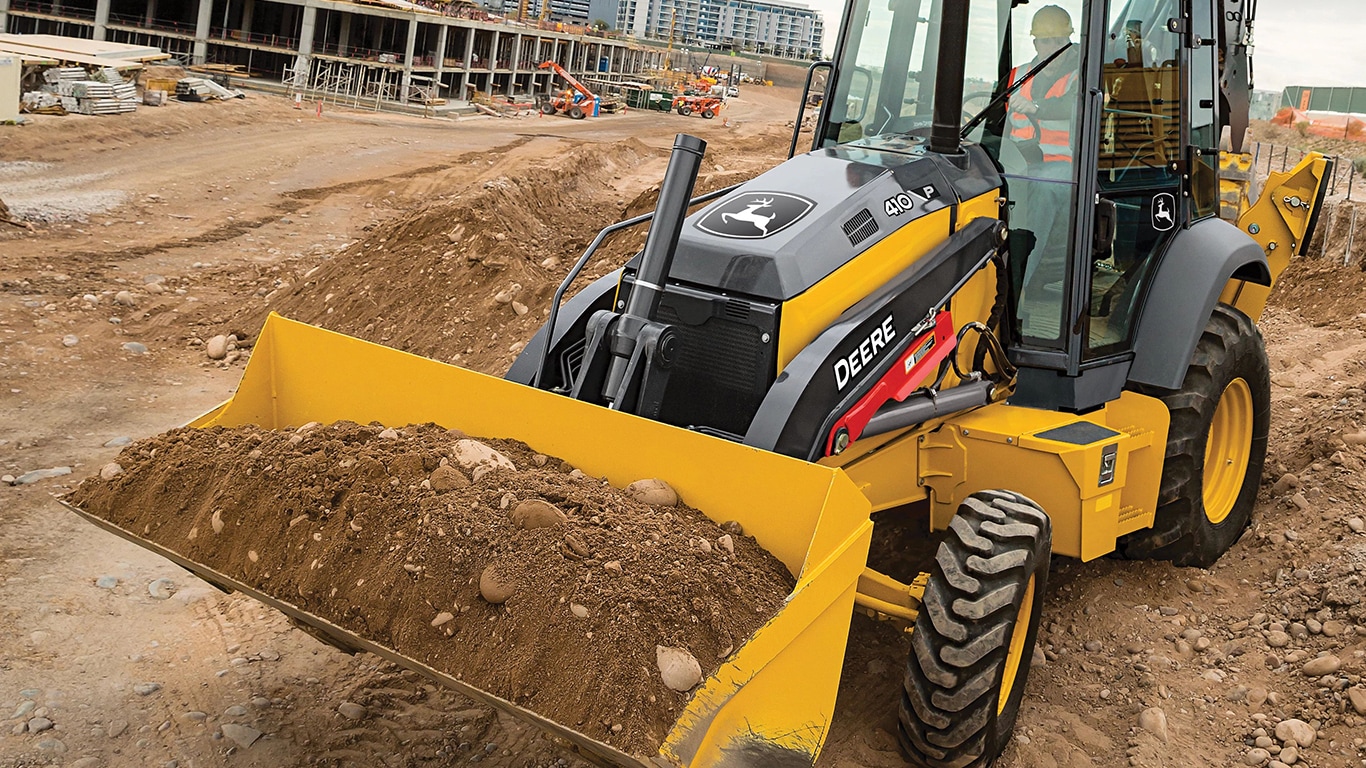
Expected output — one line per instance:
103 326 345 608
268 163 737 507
114 291 136 307
337 702 367 721
220 723 262 749
99 463 123 480
12 467 72 485
133 682 162 696
1272 473 1299 494
511 499 567 529
1348 686 1366 715
570 603 590 619
1274 719 1316 748
1301 655 1341 677
656 645 702 692
205 335 229 360
452 439 515 480
1138 707 1167 743
429 465 469 491
626 478 678 507
1349 517 1365 533
121 342 148 355
1244 748 1270 765
27 717 53 733
103 436 132 448
147 579 175 599
432 611 455 627
478 564 516 604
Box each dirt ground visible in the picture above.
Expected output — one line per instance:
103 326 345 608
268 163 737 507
2 82 1365 768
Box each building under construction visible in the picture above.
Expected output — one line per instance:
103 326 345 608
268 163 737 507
0 0 664 104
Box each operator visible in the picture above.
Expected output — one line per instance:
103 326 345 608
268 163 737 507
1007 4 1082 297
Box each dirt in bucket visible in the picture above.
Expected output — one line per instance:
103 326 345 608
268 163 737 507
67 421 796 756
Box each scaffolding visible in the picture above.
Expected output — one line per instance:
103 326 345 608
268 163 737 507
282 58 401 112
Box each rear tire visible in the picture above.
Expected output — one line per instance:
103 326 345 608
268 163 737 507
679 104 692 116
1118 304 1270 567
540 102 556 115
899 490 1051 768
702 108 715 119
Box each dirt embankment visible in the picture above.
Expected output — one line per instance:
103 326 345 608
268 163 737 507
68 421 795 757
230 131 789 375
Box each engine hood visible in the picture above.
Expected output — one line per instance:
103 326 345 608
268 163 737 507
663 142 1001 302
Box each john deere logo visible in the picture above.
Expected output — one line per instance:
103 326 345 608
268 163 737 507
697 192 815 239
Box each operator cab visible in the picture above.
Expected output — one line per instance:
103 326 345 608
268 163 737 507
816 0 1228 411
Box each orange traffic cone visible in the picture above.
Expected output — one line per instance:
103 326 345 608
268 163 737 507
293 93 302 109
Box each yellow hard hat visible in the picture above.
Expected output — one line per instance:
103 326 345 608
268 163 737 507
1031 5 1074 37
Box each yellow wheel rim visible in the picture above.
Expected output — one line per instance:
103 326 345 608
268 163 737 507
997 574 1036 715
1202 378 1254 524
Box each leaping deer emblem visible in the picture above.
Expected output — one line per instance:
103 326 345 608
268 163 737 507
721 197 778 236
1154 195 1174 229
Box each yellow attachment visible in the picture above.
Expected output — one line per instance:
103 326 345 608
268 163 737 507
191 313 875 768
1222 152 1332 320
1030 5 1074 37
1218 151 1259 223
1203 377 1254 524
920 392 1170 561
854 568 928 628
997 575 1035 714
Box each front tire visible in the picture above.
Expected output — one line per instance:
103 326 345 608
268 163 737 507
899 490 1051 768
678 104 692 116
1119 304 1270 567
568 106 585 120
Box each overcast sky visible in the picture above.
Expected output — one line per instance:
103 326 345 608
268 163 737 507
801 0 1366 95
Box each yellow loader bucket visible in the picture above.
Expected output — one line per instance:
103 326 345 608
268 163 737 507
67 313 873 768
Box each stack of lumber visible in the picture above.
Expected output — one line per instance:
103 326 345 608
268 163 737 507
175 77 244 101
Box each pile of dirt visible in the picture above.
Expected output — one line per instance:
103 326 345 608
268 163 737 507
1268 225 1366 327
231 132 786 376
66 421 795 756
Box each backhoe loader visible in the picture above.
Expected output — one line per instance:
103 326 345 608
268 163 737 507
65 0 1332 766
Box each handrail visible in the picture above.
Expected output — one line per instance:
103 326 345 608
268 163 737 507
789 60 831 159
531 182 742 388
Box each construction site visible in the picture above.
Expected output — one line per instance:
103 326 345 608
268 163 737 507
4 0 1366 767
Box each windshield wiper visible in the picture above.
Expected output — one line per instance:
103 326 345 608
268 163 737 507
960 42 1074 138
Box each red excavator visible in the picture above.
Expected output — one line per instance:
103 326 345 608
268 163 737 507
537 60 599 119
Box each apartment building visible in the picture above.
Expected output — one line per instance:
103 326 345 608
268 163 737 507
613 0 820 59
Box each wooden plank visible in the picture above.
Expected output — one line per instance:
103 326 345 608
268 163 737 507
0 41 143 70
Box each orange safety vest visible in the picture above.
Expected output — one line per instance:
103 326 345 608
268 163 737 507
1008 66 1078 164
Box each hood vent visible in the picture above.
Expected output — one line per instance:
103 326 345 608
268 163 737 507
842 208 878 247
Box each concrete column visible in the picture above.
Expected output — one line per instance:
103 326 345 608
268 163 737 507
432 22 447 84
192 0 213 64
509 32 520 94
337 10 350 56
400 16 418 101
0 0 9 34
459 26 474 100
288 3 317 84
239 0 252 33
489 29 499 71
92 0 109 40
